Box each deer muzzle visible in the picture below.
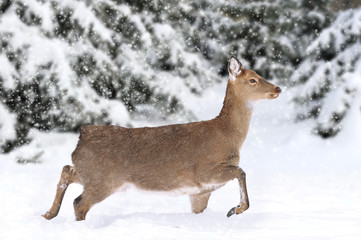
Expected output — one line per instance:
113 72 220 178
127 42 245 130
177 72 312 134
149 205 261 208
266 86 282 99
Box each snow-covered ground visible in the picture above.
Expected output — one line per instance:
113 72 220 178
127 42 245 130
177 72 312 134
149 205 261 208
1 82 361 240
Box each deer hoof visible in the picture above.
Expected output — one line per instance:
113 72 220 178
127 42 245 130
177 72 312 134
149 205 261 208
42 211 54 220
226 204 247 218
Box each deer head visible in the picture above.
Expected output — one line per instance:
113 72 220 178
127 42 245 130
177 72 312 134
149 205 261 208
228 56 281 100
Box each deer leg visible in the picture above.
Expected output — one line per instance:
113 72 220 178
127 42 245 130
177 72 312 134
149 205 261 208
73 193 92 221
211 165 249 217
43 165 80 220
190 192 211 214
73 186 113 221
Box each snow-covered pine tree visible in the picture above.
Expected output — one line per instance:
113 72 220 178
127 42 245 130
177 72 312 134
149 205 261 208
218 0 334 84
0 0 220 152
291 7 361 138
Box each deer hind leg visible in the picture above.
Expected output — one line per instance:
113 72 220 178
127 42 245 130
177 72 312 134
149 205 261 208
190 192 211 214
43 165 80 220
73 185 114 221
73 193 91 221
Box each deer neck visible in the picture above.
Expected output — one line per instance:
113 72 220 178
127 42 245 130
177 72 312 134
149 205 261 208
217 82 253 143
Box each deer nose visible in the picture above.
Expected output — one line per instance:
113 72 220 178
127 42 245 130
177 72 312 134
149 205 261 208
275 87 282 93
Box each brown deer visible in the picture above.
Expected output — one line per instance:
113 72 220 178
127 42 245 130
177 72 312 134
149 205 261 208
43 56 281 221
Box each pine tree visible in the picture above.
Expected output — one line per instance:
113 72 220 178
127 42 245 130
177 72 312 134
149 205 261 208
218 0 334 83
291 7 361 137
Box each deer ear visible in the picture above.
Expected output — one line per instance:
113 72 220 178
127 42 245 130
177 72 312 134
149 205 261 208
228 56 243 81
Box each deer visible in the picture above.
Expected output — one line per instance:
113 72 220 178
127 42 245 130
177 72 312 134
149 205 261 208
43 56 281 221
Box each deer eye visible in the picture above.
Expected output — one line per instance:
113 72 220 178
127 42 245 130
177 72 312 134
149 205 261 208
249 79 257 83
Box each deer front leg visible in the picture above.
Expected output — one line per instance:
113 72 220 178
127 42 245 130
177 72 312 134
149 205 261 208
190 192 211 214
213 165 249 217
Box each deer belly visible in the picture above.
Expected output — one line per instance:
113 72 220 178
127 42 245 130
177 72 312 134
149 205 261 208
116 182 225 196
172 183 225 195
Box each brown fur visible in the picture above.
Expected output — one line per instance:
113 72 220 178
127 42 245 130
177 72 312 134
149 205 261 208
43 56 281 220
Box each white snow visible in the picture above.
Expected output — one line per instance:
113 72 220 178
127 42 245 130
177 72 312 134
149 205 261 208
71 1 113 41
0 102 17 142
1 82 360 240
19 0 53 31
153 23 177 41
307 8 361 53
60 183 68 190
0 54 17 89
